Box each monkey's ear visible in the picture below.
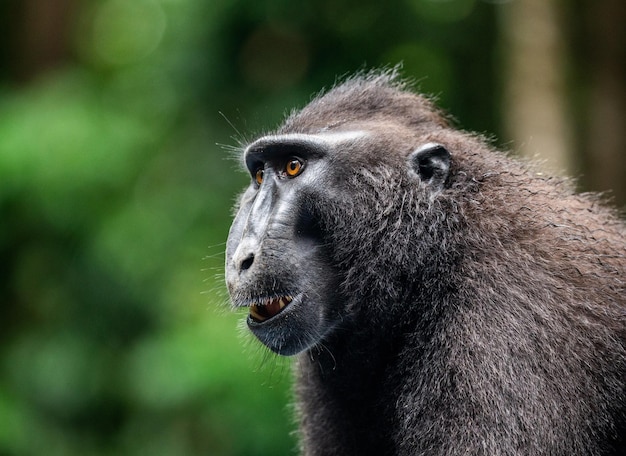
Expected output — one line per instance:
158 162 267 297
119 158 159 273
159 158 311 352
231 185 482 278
408 143 451 191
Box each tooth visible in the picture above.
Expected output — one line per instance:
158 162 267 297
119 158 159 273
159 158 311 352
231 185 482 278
278 297 286 309
250 304 266 322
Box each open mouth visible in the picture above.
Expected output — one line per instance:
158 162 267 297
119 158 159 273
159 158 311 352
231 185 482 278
249 296 293 323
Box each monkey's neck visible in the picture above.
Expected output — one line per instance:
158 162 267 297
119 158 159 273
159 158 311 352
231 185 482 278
294 278 450 455
294 311 413 455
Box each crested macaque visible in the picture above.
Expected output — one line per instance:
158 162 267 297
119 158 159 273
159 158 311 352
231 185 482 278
225 70 626 455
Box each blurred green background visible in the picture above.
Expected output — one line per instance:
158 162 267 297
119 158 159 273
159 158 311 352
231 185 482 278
1 0 624 455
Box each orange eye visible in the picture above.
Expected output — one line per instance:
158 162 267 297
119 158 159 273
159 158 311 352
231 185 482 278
285 158 303 177
255 168 264 185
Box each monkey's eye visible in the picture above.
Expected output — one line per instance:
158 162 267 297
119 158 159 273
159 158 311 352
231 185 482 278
254 167 264 185
285 158 304 177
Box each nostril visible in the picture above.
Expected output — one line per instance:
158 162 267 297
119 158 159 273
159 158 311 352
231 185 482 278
240 254 254 272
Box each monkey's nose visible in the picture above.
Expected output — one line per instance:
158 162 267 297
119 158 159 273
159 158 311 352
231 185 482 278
239 253 255 272
232 239 258 274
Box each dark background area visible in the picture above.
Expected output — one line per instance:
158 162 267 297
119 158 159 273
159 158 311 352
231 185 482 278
0 0 624 454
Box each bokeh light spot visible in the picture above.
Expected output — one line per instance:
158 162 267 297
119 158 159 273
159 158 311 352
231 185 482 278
92 0 167 66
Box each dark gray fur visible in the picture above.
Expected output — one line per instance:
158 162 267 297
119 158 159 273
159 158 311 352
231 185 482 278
225 70 626 455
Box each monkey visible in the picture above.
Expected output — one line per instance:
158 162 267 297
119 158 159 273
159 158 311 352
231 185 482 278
224 69 626 456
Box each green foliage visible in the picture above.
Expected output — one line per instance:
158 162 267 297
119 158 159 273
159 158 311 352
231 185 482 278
0 0 500 454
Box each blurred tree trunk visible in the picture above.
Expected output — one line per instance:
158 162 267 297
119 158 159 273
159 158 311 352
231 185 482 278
7 0 76 82
499 0 574 176
499 0 626 209
582 0 626 208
